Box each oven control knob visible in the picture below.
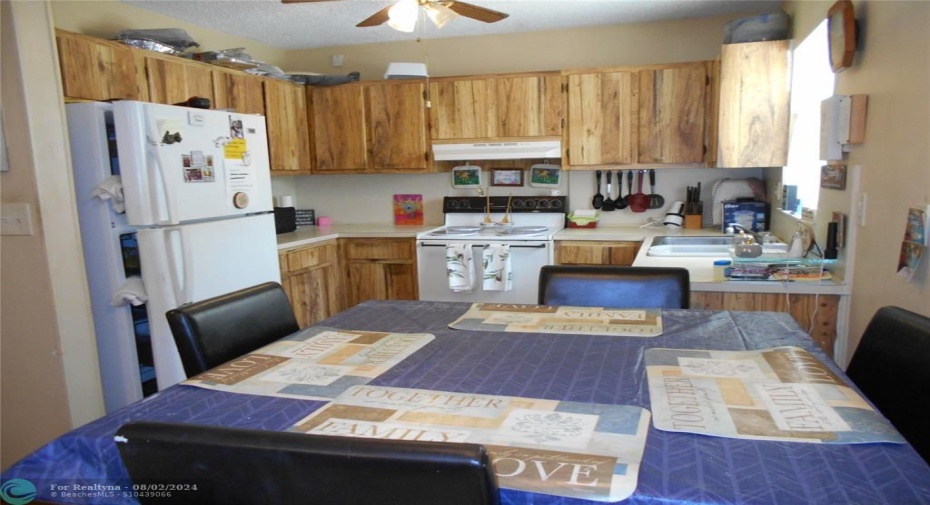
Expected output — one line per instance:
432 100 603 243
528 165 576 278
550 199 563 209
538 200 550 209
512 199 525 209
460 200 470 210
524 200 536 209
448 200 459 209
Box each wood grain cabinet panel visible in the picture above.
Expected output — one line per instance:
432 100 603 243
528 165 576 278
367 82 430 171
638 63 709 163
717 40 790 168
566 71 636 166
263 79 311 173
429 79 492 140
213 71 265 115
494 75 563 138
555 241 641 266
340 238 418 308
56 30 139 101
144 57 215 105
279 242 342 327
310 86 369 172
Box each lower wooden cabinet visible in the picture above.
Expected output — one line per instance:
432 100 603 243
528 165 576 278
555 241 642 266
690 291 839 357
278 241 343 327
340 238 418 308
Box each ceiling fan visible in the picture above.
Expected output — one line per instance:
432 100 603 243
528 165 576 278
282 0 509 33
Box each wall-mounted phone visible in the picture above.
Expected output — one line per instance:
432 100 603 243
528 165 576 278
820 94 868 161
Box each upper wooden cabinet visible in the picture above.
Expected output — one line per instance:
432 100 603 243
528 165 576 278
56 30 139 101
638 63 711 164
213 70 265 115
429 73 563 141
565 62 716 169
264 79 312 173
311 81 430 174
142 55 215 105
717 40 790 168
565 71 636 166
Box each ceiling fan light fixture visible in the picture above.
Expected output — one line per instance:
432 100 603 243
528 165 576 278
425 3 458 29
387 0 419 33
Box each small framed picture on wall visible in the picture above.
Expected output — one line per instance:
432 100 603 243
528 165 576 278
491 169 523 187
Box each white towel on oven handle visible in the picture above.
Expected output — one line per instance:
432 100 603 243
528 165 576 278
482 244 512 291
446 244 475 292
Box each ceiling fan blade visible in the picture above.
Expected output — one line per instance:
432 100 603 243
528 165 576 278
357 4 393 27
281 0 344 4
445 1 508 23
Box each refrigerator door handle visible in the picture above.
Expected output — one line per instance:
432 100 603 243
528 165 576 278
145 125 181 225
162 226 190 306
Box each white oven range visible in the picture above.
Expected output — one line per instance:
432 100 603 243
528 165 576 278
416 196 566 304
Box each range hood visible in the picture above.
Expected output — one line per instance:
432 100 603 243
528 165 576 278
432 140 561 161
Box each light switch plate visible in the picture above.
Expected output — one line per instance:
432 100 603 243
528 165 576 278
1 202 35 235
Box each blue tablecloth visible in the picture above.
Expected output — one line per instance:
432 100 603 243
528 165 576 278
4 301 930 504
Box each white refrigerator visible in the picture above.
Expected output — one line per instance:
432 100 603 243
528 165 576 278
67 101 281 412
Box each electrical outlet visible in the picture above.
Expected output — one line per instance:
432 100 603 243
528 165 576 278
856 192 867 227
1 203 35 236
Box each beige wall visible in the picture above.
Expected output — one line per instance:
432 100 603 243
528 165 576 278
283 14 746 80
782 0 929 363
50 0 288 66
1 0 104 469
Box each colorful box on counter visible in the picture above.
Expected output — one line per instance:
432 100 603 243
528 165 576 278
722 201 768 232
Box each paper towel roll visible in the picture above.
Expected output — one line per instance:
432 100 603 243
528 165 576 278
277 195 294 208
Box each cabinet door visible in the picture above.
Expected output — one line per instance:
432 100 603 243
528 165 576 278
429 79 492 140
56 30 138 101
213 71 265 115
279 243 342 327
144 57 215 105
555 241 641 266
367 82 429 170
639 64 708 163
310 86 368 172
717 40 789 168
566 72 636 166
264 79 311 172
341 238 418 307
494 75 563 138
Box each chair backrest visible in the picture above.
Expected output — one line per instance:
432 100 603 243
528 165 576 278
166 282 299 377
846 306 930 463
115 421 501 505
538 265 690 309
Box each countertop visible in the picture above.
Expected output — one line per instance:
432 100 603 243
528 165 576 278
278 224 848 295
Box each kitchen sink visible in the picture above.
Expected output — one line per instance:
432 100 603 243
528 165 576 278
647 236 788 257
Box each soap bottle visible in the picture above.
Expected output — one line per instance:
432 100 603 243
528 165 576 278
787 232 804 258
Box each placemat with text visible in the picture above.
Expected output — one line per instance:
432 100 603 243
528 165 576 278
291 385 651 502
182 327 434 400
646 346 906 444
449 303 662 337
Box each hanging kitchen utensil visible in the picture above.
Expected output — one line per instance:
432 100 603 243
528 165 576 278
647 169 665 209
623 170 634 207
615 170 628 210
602 170 616 211
629 170 650 213
592 170 604 209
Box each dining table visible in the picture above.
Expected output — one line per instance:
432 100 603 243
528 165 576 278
4 300 930 504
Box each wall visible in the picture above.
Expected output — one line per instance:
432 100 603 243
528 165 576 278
1 0 104 469
781 0 929 363
50 0 288 66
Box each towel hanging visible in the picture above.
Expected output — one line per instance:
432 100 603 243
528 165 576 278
482 244 512 291
446 244 475 293
91 175 126 213
110 276 148 307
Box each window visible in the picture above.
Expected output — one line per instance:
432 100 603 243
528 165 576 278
783 21 835 215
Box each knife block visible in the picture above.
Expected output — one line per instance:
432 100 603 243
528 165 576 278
683 214 703 229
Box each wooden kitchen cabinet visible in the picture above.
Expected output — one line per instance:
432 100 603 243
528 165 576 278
429 73 563 141
212 70 265 115
717 40 790 168
555 241 641 266
142 55 215 105
690 291 838 356
279 241 343 327
264 78 312 173
56 30 140 102
565 71 637 166
340 238 418 307
311 81 429 174
638 62 711 164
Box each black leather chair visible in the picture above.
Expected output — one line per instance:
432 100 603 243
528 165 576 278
538 265 690 309
166 282 299 377
846 306 930 463
116 421 500 505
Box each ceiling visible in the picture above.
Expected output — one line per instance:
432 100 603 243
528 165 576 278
122 0 782 50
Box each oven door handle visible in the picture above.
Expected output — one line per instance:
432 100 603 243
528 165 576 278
418 243 548 249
